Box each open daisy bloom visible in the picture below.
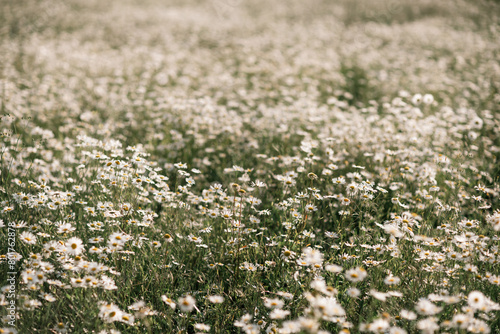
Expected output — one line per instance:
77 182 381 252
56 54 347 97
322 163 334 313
65 237 84 256
2 0 500 333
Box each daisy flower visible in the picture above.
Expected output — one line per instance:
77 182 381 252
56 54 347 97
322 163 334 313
19 231 37 245
415 298 442 316
281 248 296 262
345 267 368 283
53 322 68 333
207 295 224 304
178 295 196 312
468 291 486 310
119 313 134 325
270 309 290 319
305 204 318 213
161 296 176 310
346 288 360 298
187 235 202 243
264 298 284 309
99 302 122 323
325 264 343 273
57 222 76 234
65 237 84 256
194 323 210 331
384 275 400 285
368 318 390 333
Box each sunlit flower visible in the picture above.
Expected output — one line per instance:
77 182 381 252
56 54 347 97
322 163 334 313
207 295 224 304
345 267 368 282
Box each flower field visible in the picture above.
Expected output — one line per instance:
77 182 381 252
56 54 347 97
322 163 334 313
1 0 500 333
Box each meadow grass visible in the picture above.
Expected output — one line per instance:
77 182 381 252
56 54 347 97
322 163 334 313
1 0 500 333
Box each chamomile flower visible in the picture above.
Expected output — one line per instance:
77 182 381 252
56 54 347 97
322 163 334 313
346 287 361 298
270 308 291 320
178 295 196 312
187 234 202 243
384 275 400 285
99 302 122 323
19 231 37 245
325 264 343 273
207 295 224 304
264 298 284 309
305 204 318 212
194 323 210 332
53 322 68 333
415 298 442 316
161 296 176 310
281 248 296 262
345 267 368 282
65 237 84 256
468 291 486 310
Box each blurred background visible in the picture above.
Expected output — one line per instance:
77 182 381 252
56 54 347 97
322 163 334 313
0 0 498 128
